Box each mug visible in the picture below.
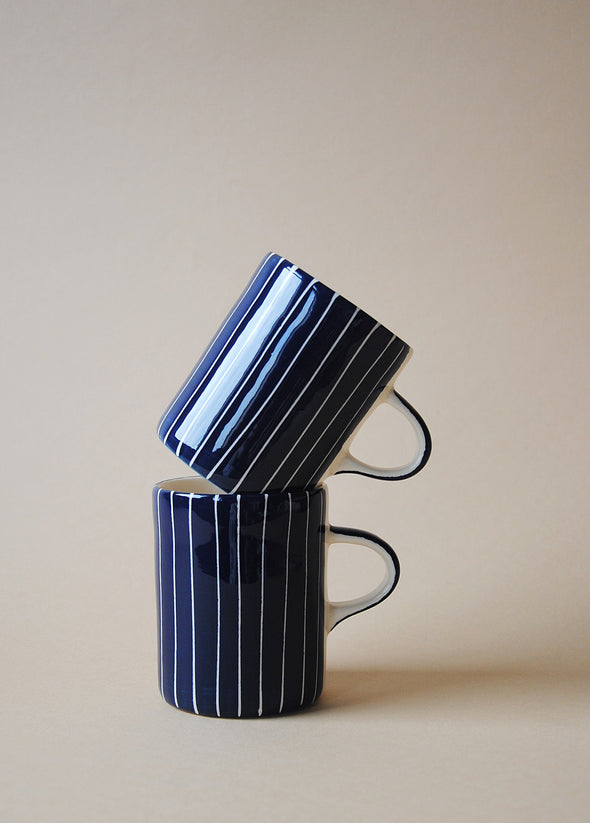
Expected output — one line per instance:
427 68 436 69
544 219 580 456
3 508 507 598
157 252 431 493
153 477 400 718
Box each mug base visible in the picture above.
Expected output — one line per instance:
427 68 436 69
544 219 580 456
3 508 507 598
160 688 322 719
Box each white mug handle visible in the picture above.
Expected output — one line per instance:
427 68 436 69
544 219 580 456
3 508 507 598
325 525 400 632
331 388 431 481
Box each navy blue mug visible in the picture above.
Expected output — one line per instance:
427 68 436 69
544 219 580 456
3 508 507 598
157 253 431 493
153 477 400 718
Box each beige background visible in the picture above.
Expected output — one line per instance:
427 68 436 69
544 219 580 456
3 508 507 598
2 1 589 820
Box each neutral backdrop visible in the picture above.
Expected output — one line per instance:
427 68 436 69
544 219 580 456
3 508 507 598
2 1 589 821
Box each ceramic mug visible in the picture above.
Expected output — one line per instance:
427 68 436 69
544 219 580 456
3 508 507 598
157 252 431 493
153 477 400 718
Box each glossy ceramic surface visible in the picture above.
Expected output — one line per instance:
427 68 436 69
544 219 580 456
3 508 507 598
157 253 429 493
153 478 399 718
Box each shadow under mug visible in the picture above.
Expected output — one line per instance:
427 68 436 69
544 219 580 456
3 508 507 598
158 252 431 493
153 477 400 718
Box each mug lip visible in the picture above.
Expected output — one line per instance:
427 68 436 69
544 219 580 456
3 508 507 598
154 475 326 501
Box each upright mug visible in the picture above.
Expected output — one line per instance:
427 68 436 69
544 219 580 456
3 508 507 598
158 253 431 493
153 477 400 718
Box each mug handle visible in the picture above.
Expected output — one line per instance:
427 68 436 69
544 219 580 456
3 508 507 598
325 525 400 632
332 388 432 481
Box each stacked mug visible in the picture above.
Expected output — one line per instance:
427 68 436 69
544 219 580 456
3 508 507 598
153 253 431 718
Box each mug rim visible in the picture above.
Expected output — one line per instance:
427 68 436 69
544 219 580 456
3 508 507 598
154 476 326 501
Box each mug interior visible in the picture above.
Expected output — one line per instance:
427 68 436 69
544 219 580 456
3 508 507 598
156 476 224 495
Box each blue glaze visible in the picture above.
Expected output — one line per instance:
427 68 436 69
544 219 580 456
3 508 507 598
153 478 400 718
154 482 326 718
157 253 425 493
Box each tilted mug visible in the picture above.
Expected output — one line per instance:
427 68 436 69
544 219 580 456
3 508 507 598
157 253 431 493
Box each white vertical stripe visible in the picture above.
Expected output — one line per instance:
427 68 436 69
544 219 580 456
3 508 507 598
170 492 179 708
160 253 282 445
237 306 360 493
214 496 221 718
311 343 408 486
300 492 310 705
258 495 268 717
185 276 314 464
188 494 198 714
181 271 302 454
284 339 404 490
279 493 293 713
262 321 380 492
312 492 325 704
236 495 242 718
224 293 341 492
156 488 164 698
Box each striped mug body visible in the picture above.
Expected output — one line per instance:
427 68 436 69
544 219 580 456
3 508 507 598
153 477 400 718
158 253 431 493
